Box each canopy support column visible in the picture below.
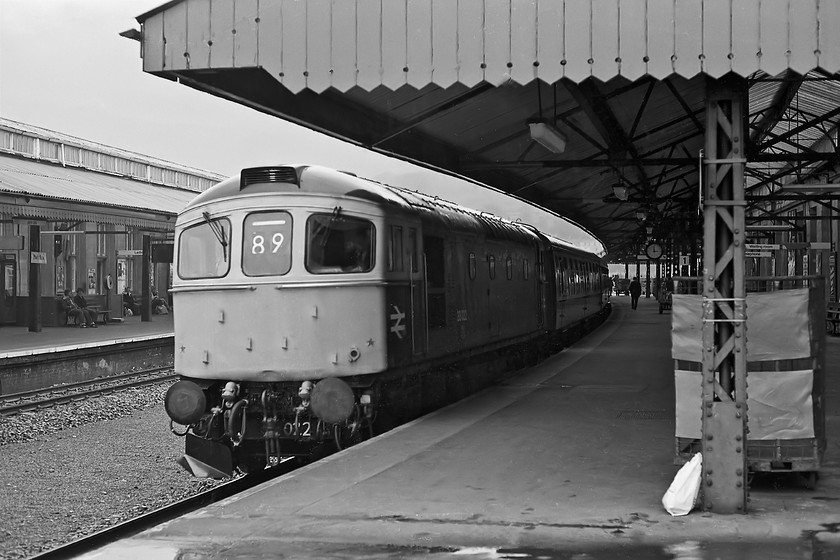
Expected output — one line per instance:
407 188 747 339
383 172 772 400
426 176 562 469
701 77 748 513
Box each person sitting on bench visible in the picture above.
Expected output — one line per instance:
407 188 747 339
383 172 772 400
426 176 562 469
73 288 99 328
123 287 140 316
62 289 96 328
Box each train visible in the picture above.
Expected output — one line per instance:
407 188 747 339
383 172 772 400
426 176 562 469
163 165 611 478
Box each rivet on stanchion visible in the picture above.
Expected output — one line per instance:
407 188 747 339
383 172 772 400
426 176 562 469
706 434 713 440
707 480 713 486
735 447 742 453
735 435 742 441
736 481 742 487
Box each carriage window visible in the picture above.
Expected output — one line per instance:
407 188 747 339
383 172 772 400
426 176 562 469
488 255 496 279
243 211 292 276
306 213 374 273
523 259 530 280
506 256 513 280
425 235 446 328
388 225 404 272
468 252 476 280
408 228 418 272
178 218 231 279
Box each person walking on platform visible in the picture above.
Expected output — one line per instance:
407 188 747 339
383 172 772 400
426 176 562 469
629 277 642 310
73 288 98 328
62 289 95 328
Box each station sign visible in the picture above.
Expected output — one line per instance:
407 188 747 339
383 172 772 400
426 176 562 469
0 236 24 250
745 243 779 250
30 251 47 264
117 249 144 257
745 251 771 258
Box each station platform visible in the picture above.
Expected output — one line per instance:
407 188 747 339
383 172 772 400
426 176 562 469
0 314 174 395
0 313 173 360
83 295 839 559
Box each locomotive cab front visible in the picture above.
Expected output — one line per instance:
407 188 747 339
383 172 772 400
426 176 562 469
165 166 403 477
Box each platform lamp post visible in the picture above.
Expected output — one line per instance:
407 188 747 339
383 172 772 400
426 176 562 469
700 78 748 514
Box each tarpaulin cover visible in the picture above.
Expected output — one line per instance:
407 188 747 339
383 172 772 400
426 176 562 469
674 369 815 440
671 289 811 361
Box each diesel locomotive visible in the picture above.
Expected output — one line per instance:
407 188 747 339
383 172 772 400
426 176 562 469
164 165 610 477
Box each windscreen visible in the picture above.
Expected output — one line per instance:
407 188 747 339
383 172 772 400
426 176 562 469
178 218 231 279
306 213 374 273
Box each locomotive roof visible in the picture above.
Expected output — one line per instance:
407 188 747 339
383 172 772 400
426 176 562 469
184 165 598 257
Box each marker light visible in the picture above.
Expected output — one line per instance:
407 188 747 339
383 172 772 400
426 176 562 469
165 380 207 425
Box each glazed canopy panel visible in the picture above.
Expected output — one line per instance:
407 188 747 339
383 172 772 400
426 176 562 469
139 0 840 93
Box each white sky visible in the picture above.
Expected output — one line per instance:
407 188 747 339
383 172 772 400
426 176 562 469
0 0 605 255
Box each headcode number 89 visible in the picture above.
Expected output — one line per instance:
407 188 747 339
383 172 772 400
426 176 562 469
251 232 285 255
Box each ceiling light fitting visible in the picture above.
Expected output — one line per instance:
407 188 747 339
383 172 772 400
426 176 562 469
781 183 840 192
745 224 794 231
528 120 567 154
612 183 629 201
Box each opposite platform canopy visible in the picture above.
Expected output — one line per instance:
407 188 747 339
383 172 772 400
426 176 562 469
133 0 840 256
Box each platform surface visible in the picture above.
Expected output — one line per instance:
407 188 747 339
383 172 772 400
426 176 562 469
80 296 840 559
0 314 173 359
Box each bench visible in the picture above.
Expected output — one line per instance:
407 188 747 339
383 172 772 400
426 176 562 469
827 304 840 335
56 299 111 326
87 305 111 325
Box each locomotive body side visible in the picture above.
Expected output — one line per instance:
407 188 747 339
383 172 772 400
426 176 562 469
164 165 609 477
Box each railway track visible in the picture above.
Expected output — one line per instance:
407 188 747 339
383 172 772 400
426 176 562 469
29 459 299 560
0 366 178 416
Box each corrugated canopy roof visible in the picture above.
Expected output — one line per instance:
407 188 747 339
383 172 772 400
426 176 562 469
0 154 199 228
133 0 840 257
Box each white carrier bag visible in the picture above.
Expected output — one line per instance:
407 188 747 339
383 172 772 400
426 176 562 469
661 452 702 516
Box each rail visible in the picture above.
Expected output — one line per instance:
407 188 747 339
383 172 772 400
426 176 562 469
28 460 298 560
0 366 177 416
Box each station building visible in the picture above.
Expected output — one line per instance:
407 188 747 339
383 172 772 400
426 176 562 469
0 118 224 326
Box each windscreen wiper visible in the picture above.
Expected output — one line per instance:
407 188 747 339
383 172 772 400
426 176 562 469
202 211 228 261
319 206 343 247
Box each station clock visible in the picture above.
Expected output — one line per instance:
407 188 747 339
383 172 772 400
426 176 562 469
645 243 664 260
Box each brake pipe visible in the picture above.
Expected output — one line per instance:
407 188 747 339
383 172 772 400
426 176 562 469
226 399 249 446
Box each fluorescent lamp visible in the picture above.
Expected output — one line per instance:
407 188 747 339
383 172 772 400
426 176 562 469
612 184 628 201
781 183 840 192
745 224 794 231
528 120 567 154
